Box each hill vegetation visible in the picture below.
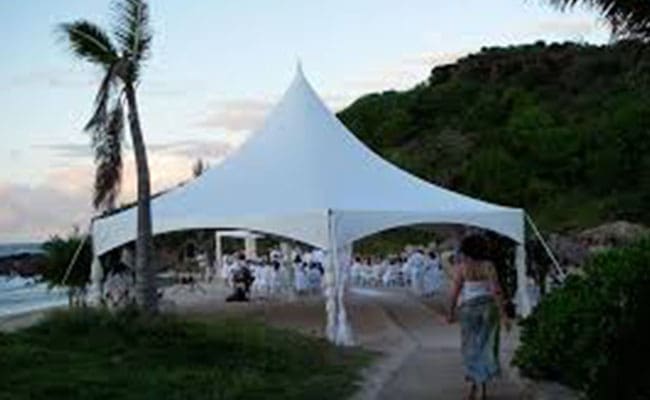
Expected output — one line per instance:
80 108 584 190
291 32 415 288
338 40 650 232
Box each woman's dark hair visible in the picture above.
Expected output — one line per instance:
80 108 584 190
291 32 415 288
459 234 490 262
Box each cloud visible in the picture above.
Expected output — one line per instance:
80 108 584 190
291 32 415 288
37 138 241 162
1 135 250 242
344 50 468 94
10 68 95 89
0 182 91 242
148 139 238 160
34 143 92 158
404 51 467 67
520 16 599 39
197 99 273 132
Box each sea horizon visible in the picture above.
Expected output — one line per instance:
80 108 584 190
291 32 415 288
0 242 44 258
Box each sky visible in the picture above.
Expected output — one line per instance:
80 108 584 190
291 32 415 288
0 0 609 243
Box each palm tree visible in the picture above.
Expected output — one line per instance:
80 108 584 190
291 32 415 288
545 1 650 40
59 0 157 313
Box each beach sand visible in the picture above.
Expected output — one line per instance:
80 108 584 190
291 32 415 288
0 306 64 333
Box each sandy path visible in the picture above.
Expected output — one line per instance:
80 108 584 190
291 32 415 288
355 288 523 400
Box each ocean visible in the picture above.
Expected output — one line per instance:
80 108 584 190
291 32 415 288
0 276 68 318
0 242 68 318
0 242 43 257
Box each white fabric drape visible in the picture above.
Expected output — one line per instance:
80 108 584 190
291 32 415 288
324 212 354 346
335 243 354 345
515 244 532 316
89 256 103 305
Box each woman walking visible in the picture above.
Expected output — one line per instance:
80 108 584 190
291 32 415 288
447 235 511 400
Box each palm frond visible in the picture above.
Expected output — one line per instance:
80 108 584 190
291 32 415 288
85 64 118 133
112 0 152 61
58 20 118 68
93 99 125 210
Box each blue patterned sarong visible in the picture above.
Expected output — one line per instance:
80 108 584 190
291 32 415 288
459 295 500 384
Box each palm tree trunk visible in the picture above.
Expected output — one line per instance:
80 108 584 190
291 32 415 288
124 81 158 314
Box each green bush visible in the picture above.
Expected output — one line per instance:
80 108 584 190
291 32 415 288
513 237 650 399
41 233 92 289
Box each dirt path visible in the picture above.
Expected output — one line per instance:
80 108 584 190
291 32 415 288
349 288 523 399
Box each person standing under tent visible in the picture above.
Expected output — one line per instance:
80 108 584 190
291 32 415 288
351 256 363 286
447 235 511 400
250 261 264 298
292 255 306 295
382 256 399 287
407 247 426 295
422 250 445 296
269 260 283 298
220 255 231 284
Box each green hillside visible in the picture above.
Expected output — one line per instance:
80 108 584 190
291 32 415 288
338 41 650 232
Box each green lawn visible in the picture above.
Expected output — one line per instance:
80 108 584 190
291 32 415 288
0 309 372 400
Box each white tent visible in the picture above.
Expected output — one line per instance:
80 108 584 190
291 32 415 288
92 65 531 344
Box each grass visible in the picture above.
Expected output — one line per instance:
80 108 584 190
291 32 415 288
0 309 372 400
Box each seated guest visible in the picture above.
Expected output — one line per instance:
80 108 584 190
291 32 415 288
226 260 254 302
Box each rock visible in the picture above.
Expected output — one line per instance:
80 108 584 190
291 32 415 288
578 221 648 248
547 234 590 266
0 253 46 277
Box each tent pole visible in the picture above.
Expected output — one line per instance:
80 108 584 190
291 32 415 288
514 244 532 317
215 232 223 273
244 234 257 259
525 214 566 281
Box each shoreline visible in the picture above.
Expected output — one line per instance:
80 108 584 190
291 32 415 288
0 305 64 333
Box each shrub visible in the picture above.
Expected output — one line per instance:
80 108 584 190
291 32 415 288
41 233 92 306
513 237 650 399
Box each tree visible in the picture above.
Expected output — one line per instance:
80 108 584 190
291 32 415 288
192 158 207 178
59 0 158 313
546 0 650 40
41 233 93 307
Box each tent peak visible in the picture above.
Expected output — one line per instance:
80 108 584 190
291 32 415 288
295 59 305 79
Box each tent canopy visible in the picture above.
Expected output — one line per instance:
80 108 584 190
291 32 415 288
92 65 524 255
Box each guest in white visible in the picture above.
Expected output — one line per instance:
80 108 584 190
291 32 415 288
293 255 309 295
407 247 426 295
422 250 446 296
351 257 363 286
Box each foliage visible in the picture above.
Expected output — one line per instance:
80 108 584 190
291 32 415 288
40 233 92 289
59 0 152 210
354 226 439 256
513 237 650 399
338 41 650 232
59 0 158 313
0 309 372 400
192 158 207 177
